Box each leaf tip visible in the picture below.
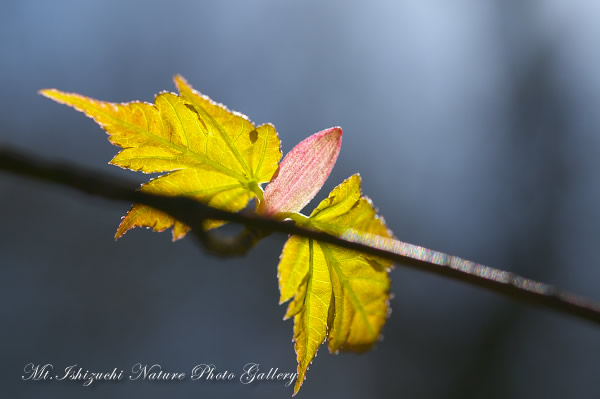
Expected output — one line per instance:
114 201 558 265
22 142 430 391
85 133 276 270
114 229 125 241
38 88 52 96
38 88 63 102
173 74 193 95
173 74 187 85
326 125 343 140
292 374 305 396
114 223 128 241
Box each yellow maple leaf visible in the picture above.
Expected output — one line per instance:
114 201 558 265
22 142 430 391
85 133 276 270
40 76 281 239
42 78 392 395
278 174 393 395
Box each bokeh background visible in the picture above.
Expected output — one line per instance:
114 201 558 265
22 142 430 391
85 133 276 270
1 1 600 398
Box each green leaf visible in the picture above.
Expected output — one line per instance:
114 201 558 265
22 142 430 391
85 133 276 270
278 174 393 395
41 77 282 239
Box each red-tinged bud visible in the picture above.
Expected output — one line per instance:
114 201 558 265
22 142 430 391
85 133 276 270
261 127 342 217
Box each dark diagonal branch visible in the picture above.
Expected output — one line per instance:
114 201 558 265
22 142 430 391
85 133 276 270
1 145 600 325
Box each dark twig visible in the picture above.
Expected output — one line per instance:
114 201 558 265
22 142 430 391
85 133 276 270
1 145 600 325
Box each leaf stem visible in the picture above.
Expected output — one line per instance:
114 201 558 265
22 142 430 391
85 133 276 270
281 212 310 225
248 180 264 204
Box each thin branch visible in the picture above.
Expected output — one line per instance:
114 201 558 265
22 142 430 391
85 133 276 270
1 145 600 325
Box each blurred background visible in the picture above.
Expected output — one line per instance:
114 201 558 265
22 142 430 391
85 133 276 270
1 0 599 398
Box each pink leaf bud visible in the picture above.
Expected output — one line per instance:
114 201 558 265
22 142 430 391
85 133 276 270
262 126 342 216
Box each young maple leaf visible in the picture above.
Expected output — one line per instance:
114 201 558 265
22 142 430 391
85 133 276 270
259 129 393 395
40 76 282 239
275 175 393 395
41 78 393 396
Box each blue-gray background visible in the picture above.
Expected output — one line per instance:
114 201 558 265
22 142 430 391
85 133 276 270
1 1 599 398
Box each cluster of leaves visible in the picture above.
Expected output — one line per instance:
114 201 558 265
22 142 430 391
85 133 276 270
41 77 394 395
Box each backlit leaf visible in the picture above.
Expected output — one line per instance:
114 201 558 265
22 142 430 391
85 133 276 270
42 79 392 396
261 126 342 217
278 174 393 394
41 77 281 239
